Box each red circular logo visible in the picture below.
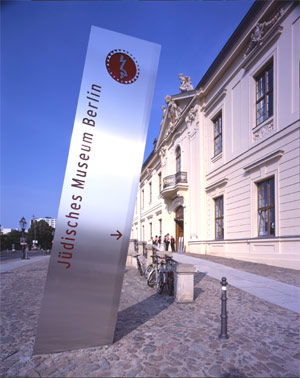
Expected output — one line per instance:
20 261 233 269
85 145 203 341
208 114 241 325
105 50 140 84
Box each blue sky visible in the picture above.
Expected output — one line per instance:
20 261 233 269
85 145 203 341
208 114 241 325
1 0 254 230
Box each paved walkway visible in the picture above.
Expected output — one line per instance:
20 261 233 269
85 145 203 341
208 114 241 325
173 253 300 314
0 255 50 273
1 254 299 377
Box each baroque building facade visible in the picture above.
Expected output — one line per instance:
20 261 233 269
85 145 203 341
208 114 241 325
131 0 300 269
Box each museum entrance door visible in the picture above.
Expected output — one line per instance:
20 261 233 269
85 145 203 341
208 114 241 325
175 206 184 251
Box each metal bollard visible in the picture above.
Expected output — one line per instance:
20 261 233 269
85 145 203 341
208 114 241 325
219 277 229 340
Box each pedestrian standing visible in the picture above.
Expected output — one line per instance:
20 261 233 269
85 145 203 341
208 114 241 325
165 233 170 251
170 236 175 252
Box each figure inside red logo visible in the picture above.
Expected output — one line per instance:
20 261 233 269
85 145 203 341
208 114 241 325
106 51 139 84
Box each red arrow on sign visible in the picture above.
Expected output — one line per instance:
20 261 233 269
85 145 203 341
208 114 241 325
110 230 123 240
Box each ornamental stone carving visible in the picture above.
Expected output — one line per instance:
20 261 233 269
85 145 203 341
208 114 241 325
163 95 181 125
168 99 179 124
165 95 172 104
160 105 167 127
244 8 285 57
159 146 167 167
253 121 274 141
179 73 194 92
185 105 199 138
185 106 197 126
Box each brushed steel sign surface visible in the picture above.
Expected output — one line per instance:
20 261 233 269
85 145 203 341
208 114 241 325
34 26 160 354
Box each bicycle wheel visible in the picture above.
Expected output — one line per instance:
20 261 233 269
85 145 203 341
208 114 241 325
147 269 157 287
157 272 164 294
144 265 152 279
166 272 174 296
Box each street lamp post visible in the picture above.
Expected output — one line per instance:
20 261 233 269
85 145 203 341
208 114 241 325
19 216 27 259
32 214 38 250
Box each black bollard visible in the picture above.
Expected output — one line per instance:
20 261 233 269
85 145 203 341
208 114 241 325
219 277 229 340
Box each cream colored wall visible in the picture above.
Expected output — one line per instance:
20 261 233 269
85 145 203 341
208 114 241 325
131 2 300 268
188 4 300 268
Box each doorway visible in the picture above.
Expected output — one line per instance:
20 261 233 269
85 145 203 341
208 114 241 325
175 206 184 251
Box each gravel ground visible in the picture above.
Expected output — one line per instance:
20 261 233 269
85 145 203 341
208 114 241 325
185 253 300 287
0 258 299 378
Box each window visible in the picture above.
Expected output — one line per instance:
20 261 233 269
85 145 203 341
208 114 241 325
215 196 224 239
176 146 181 173
257 177 275 236
158 173 162 193
141 189 144 209
213 113 222 156
256 62 273 126
149 182 152 204
142 225 145 241
150 222 152 238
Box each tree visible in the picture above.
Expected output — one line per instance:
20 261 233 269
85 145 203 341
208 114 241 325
0 230 22 250
27 220 54 249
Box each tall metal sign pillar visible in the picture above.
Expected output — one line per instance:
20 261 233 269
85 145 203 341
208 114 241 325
34 26 160 355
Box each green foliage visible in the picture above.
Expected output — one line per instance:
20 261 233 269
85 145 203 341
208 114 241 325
0 230 22 250
28 220 55 249
0 220 55 250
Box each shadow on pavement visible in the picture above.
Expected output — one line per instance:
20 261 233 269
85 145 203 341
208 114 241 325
114 293 174 342
194 272 207 300
194 271 207 285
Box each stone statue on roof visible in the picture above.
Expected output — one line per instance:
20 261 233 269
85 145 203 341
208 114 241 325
178 73 194 92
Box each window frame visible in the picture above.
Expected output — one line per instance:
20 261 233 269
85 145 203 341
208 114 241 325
213 113 222 157
158 172 162 194
149 182 152 204
141 189 144 210
257 177 275 237
176 146 181 173
255 62 273 126
214 196 224 240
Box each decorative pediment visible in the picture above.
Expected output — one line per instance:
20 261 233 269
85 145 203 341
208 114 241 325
146 168 153 178
157 75 195 147
159 95 183 141
243 150 284 173
205 178 228 192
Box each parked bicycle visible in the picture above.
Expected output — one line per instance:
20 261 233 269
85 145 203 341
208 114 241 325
144 253 158 280
133 254 145 277
157 255 175 296
147 255 160 288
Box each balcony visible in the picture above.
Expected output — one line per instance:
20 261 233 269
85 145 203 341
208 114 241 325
161 171 188 199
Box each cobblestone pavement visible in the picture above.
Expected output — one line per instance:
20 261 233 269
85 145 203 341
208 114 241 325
1 258 299 378
184 253 300 287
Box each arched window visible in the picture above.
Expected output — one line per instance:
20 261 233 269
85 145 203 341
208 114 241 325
176 146 181 173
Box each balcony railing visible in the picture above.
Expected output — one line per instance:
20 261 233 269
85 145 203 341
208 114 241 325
163 171 187 190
